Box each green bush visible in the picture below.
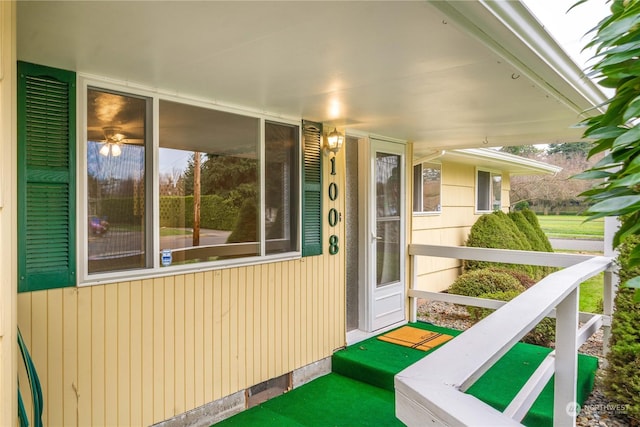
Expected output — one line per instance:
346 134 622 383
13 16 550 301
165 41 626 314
520 208 554 252
507 211 553 279
605 235 640 422
159 195 239 231
447 271 555 347
464 211 535 277
487 268 536 289
448 269 525 297
476 290 555 347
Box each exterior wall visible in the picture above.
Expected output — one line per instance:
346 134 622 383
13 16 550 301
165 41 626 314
17 133 347 426
0 2 17 426
411 161 511 292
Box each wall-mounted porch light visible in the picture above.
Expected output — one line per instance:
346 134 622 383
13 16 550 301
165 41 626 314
324 128 344 155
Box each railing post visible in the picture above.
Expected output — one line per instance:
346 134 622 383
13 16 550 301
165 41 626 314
602 269 616 360
554 287 579 427
410 254 417 323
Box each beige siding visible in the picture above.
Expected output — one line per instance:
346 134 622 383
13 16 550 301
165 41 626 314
0 3 17 427
18 256 345 426
411 161 511 292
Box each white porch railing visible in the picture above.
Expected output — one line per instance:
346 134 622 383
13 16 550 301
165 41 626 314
396 244 615 427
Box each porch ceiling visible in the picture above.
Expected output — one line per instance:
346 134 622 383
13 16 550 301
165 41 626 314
17 1 606 158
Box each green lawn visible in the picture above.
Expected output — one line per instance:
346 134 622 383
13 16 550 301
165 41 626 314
535 216 605 312
537 215 604 239
580 273 603 313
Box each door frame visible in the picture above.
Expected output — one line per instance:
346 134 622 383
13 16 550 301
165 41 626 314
353 135 408 333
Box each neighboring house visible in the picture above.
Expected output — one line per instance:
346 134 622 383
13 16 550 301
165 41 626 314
0 1 605 427
412 148 561 292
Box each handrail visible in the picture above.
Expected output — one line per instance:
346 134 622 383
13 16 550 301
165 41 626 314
398 244 614 426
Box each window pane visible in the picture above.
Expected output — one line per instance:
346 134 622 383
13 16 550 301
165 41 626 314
265 122 299 254
422 163 441 212
159 100 260 266
87 88 148 273
413 164 422 212
492 174 502 210
477 170 490 211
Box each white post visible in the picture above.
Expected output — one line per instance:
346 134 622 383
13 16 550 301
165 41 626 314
602 216 620 359
554 287 579 427
410 255 417 323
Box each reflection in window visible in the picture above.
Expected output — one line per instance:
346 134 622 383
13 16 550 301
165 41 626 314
477 170 502 212
265 122 299 254
413 162 441 213
375 153 401 287
87 88 148 273
159 100 260 265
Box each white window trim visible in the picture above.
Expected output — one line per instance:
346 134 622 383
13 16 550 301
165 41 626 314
475 167 503 214
77 74 303 286
413 161 442 216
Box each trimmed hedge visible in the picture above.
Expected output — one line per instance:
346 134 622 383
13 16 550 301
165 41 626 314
448 269 525 297
447 269 554 347
463 211 535 277
159 195 239 231
520 208 554 252
605 235 640 422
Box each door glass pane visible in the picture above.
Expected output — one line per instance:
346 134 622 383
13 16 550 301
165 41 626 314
375 152 401 287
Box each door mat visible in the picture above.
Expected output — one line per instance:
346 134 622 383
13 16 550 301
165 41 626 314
377 326 453 351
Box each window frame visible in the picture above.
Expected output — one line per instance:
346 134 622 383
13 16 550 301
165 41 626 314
475 168 503 213
412 161 442 215
78 76 303 286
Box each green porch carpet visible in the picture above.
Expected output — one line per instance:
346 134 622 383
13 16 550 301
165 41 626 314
214 373 403 427
215 322 598 427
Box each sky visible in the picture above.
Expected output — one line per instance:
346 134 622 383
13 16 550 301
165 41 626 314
522 0 611 72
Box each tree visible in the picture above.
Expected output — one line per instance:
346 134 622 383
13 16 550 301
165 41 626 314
509 150 603 213
499 145 541 156
546 142 592 158
573 0 640 299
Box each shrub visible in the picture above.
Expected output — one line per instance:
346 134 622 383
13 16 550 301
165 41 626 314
448 269 525 297
605 235 640 422
487 268 536 289
448 271 554 347
520 208 553 252
464 211 535 277
507 211 553 279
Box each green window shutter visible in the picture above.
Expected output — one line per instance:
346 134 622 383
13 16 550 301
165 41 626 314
18 61 76 292
301 120 323 257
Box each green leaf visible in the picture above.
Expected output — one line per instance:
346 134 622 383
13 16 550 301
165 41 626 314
609 172 640 188
587 195 640 214
584 125 626 139
624 95 640 122
612 126 640 149
625 276 640 289
571 170 612 180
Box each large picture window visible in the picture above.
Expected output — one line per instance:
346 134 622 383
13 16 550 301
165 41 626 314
84 83 300 279
476 170 502 212
413 162 441 213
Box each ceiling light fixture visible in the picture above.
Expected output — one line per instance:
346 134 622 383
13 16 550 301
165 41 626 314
99 126 126 157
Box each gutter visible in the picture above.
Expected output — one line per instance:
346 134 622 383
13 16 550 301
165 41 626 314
428 0 608 117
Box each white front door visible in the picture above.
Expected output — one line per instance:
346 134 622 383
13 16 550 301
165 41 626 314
367 139 406 331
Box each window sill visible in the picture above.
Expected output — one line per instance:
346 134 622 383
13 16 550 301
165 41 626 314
78 251 302 287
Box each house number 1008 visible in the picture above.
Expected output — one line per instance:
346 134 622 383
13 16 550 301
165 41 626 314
328 156 339 255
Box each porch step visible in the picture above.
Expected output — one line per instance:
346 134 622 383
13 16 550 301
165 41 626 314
332 321 598 427
213 373 403 426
